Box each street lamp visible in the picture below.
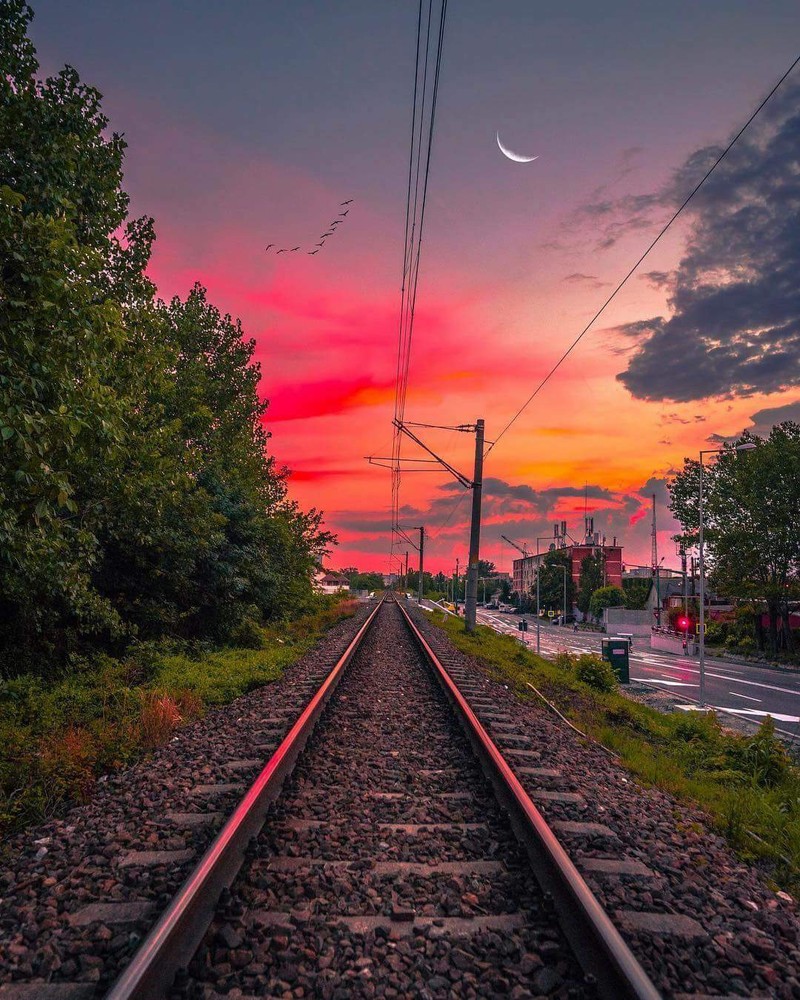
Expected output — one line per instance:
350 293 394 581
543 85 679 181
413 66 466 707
534 536 554 654
698 442 756 705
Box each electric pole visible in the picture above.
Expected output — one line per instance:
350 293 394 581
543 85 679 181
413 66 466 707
651 494 661 627
465 418 485 632
417 526 424 605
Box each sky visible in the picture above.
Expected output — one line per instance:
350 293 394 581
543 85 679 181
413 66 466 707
28 0 800 575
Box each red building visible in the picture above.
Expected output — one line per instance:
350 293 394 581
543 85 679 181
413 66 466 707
512 543 623 597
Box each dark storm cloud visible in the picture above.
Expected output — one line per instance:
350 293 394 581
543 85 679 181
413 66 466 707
707 398 800 444
612 79 800 402
439 478 615 510
640 270 672 290
747 400 800 435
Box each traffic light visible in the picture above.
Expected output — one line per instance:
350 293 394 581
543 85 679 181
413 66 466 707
677 616 690 631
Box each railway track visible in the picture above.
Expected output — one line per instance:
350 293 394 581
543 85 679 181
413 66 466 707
103 597 658 1000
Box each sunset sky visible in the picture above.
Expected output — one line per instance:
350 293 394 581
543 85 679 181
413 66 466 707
30 1 800 575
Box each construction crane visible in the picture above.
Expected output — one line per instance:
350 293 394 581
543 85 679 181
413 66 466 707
501 534 530 557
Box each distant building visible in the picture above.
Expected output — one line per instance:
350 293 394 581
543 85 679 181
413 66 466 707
382 572 399 587
512 542 623 597
315 572 350 595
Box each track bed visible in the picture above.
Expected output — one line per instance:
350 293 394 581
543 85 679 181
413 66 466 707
182 601 584 998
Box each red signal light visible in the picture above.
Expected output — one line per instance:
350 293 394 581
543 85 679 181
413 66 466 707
677 617 690 630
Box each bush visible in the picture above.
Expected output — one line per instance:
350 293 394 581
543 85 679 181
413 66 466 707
574 653 618 692
229 616 265 650
552 650 575 672
704 620 728 645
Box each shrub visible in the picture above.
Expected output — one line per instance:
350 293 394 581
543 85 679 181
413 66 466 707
229 616 265 650
574 653 617 692
552 650 575 672
704 620 728 646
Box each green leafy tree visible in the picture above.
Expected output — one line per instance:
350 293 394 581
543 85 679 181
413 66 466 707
0 0 133 664
576 553 603 615
589 585 626 621
537 550 574 613
0 4 336 673
669 425 800 656
622 577 652 610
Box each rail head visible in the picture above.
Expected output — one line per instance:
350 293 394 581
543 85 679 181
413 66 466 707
396 601 661 1000
105 596 386 1000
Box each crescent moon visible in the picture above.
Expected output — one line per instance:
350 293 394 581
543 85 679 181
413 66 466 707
496 131 538 163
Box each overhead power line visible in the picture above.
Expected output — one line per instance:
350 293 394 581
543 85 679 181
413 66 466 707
390 0 449 567
486 51 800 458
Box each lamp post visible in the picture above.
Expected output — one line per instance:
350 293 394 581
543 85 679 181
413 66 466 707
698 442 756 705
534 536 553 654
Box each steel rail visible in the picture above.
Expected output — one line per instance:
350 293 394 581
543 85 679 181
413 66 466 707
105 597 385 1000
396 600 661 1000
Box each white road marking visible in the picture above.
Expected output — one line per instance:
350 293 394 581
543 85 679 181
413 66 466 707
705 671 800 698
630 677 695 687
715 708 800 723
729 692 762 703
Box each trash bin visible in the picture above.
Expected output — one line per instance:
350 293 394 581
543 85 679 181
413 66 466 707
601 637 630 684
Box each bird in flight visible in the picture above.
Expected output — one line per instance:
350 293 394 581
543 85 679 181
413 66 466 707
276 248 287 254
265 243 275 251
339 210 349 217
289 247 300 252
330 220 341 227
308 249 319 255
341 199 353 205
315 241 325 247
322 231 334 237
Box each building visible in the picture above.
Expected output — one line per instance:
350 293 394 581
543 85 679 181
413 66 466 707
315 572 350 595
512 541 623 597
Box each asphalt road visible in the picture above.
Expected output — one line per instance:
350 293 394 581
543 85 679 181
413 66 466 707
472 608 800 740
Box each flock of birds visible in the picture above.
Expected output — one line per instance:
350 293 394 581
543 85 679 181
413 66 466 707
265 199 353 257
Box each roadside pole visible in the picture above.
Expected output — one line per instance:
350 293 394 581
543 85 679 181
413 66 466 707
417 526 424 605
464 418 485 632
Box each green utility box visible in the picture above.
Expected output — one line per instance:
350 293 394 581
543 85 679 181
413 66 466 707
601 637 631 684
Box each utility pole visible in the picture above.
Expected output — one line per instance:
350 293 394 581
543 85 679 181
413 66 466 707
454 557 459 609
404 551 409 594
651 494 661 627
464 418 485 632
417 527 424 605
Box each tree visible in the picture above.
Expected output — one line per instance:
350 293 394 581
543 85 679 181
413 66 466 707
537 550 574 613
622 578 652 610
589 585 626 621
0 4 336 673
576 553 603 615
669 424 800 656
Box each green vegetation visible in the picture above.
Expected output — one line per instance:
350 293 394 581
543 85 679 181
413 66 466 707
536 549 574 614
588 584 626 621
670 424 800 660
576 553 604 615
431 612 800 888
0 2 333 679
0 597 358 837
622 577 652 610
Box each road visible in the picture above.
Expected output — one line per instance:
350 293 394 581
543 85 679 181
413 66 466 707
470 608 800 740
